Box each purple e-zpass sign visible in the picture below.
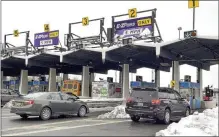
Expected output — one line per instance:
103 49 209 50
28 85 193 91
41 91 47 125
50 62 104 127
114 16 153 41
34 30 59 47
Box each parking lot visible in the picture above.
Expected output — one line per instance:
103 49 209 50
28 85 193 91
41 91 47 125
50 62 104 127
1 108 168 136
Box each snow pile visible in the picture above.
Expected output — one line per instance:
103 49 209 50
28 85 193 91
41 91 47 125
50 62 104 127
89 107 114 112
3 100 13 109
156 107 218 136
97 105 130 119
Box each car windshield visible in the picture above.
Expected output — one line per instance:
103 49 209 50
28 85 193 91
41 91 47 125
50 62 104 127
131 88 158 101
24 92 46 99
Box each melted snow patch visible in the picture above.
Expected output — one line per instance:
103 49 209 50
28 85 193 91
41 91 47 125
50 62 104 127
97 105 130 119
156 107 218 136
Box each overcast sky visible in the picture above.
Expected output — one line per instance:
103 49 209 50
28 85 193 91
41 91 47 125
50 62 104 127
2 1 218 89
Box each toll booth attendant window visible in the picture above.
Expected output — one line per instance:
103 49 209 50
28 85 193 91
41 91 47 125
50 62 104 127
68 84 73 89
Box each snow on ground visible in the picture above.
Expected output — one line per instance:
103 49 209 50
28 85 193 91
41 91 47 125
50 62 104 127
89 107 114 112
2 100 13 109
97 105 130 119
156 107 218 136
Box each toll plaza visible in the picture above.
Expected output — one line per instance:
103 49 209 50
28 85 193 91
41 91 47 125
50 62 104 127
1 8 218 110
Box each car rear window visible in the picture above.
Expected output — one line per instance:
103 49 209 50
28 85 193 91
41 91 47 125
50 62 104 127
131 88 158 101
24 92 46 99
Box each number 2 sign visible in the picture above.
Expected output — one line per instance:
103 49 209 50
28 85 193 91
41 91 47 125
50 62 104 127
128 8 137 18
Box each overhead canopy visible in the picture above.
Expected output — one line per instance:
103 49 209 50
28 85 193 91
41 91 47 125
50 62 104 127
62 49 137 73
159 36 219 71
1 56 26 69
105 45 172 72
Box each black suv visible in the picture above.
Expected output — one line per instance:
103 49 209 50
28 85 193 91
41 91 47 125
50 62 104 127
125 87 190 124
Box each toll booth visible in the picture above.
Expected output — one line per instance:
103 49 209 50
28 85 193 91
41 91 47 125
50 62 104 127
32 81 58 92
179 81 201 109
3 81 10 89
130 81 156 89
9 80 33 92
91 81 122 98
9 80 19 90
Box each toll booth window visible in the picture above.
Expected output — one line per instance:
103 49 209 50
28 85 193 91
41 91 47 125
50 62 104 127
73 84 77 89
64 84 67 88
68 84 73 89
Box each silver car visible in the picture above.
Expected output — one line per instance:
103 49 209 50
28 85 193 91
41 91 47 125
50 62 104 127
10 92 89 120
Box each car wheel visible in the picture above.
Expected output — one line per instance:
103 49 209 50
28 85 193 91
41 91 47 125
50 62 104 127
185 107 190 117
77 106 87 117
163 109 171 125
20 114 28 119
40 107 52 121
131 115 140 122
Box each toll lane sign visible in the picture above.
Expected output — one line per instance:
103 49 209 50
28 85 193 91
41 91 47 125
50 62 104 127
184 30 197 39
34 30 59 47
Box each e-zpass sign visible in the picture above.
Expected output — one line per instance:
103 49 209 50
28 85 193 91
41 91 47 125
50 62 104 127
34 30 59 47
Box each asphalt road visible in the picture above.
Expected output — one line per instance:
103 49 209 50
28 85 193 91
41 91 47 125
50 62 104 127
1 108 168 136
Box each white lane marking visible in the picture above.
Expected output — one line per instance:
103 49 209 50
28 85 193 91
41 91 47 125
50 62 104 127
1 116 19 119
1 118 115 132
1 114 17 116
2 120 130 136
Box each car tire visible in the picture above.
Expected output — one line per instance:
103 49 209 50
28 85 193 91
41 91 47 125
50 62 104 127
77 106 87 117
163 109 171 125
39 107 52 121
131 115 140 122
185 107 190 117
20 114 28 119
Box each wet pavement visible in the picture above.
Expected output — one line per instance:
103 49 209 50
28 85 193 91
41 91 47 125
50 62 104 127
1 108 167 136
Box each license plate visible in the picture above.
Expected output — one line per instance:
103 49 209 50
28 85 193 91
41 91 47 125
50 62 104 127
137 103 143 106
15 102 23 107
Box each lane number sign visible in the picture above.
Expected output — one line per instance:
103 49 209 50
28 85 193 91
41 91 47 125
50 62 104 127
44 24 50 32
13 30 19 37
82 17 89 26
128 8 137 18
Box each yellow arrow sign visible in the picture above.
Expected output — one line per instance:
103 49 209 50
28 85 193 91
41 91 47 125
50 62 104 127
82 17 89 26
188 0 199 8
44 24 50 32
128 8 137 18
13 30 19 37
170 80 176 88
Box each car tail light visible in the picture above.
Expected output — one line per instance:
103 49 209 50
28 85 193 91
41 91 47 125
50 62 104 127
151 99 160 105
126 97 133 103
27 100 34 105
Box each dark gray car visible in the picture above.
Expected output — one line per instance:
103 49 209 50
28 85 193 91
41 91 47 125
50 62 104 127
10 92 89 120
125 87 190 124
